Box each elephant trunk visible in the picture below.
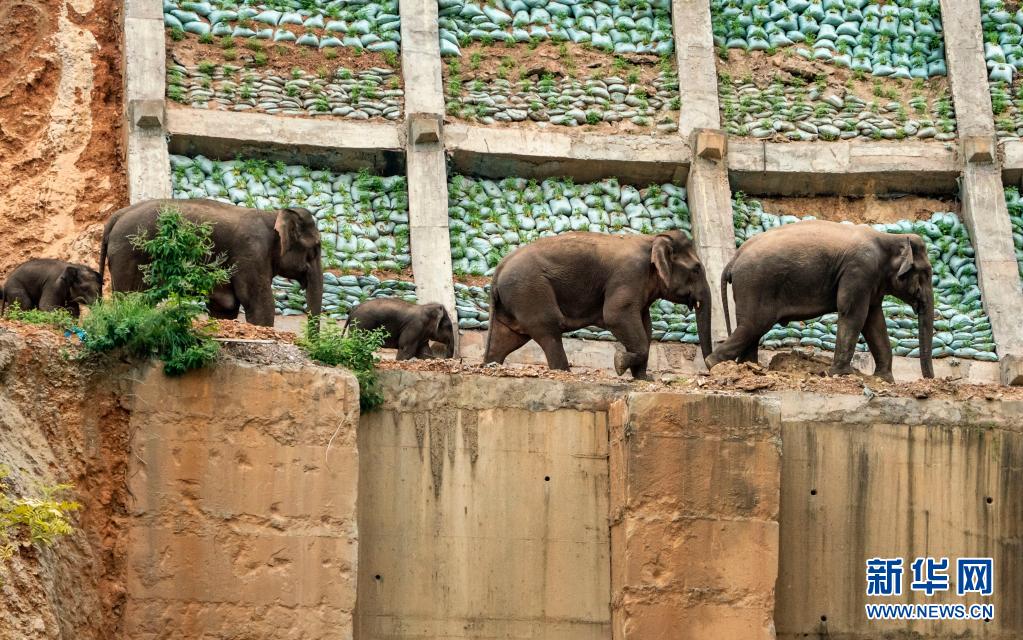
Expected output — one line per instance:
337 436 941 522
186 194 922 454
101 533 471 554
305 257 323 334
918 289 934 379
695 281 714 364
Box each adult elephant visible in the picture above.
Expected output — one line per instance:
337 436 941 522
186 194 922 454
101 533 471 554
705 220 934 382
100 199 322 325
484 230 713 380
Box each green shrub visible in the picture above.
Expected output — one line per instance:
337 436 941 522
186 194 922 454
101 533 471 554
1 303 74 331
82 207 231 376
0 465 80 581
299 323 387 411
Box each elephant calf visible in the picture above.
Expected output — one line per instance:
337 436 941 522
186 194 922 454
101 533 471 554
484 231 713 380
1 259 102 317
345 298 456 360
705 220 934 382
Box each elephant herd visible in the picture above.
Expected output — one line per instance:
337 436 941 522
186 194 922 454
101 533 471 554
0 198 936 383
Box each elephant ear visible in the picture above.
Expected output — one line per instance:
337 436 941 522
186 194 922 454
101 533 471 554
896 236 914 277
273 208 303 256
651 234 674 290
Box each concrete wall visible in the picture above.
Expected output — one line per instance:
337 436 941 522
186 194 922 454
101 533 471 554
122 360 361 639
357 371 623 639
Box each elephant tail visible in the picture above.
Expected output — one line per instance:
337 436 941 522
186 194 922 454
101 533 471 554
720 262 733 336
484 285 501 358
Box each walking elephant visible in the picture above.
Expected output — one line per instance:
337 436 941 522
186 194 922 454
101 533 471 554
705 220 934 382
484 231 713 380
100 199 322 326
1 259 102 317
346 298 456 360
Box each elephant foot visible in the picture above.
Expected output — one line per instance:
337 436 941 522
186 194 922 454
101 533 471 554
614 350 628 376
705 353 723 369
828 363 859 378
872 370 895 384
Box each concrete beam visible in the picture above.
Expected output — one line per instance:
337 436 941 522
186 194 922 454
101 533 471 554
959 163 1023 378
672 0 721 136
445 123 690 183
939 0 995 139
687 130 735 353
166 108 405 173
123 7 171 203
729 140 960 195
1000 140 1023 186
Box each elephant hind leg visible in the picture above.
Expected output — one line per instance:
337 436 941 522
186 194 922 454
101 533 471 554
705 324 767 369
484 317 530 364
862 304 894 382
3 285 33 312
534 332 570 370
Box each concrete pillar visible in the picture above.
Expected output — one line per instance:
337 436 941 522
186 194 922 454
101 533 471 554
400 1 457 341
610 393 781 640
123 0 171 203
672 0 721 137
687 130 736 348
940 0 1023 382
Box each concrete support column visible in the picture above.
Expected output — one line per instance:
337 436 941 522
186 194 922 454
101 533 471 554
672 0 720 137
400 0 457 341
687 130 736 349
940 0 1023 382
610 394 781 640
123 0 171 202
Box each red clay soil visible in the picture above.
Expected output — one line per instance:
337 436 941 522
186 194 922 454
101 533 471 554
0 0 127 280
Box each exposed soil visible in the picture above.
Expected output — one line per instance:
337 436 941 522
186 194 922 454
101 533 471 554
0 0 127 279
167 30 401 79
755 193 960 224
211 318 296 343
454 274 492 287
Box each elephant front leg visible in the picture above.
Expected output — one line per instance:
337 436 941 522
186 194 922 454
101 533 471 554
237 281 276 327
606 311 652 380
862 303 895 383
830 295 870 378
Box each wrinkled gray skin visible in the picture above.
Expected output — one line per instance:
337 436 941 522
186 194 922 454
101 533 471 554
1 259 102 317
346 298 456 360
484 231 714 380
705 220 934 382
100 199 322 326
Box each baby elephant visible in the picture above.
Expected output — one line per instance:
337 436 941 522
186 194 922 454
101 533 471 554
345 298 456 360
2 259 102 317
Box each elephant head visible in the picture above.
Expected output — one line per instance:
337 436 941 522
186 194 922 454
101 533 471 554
425 303 456 358
273 207 323 319
888 233 934 378
62 264 103 306
651 231 714 361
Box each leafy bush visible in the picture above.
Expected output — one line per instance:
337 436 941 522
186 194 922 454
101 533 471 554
0 465 80 580
299 322 387 411
82 207 230 376
1 303 74 331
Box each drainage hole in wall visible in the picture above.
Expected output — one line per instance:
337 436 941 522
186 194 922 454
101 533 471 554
375 574 382 581
986 496 993 504
810 489 817 496
544 476 550 482
820 615 827 623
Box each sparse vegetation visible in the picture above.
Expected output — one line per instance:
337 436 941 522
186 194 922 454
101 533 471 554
299 323 387 411
0 466 81 582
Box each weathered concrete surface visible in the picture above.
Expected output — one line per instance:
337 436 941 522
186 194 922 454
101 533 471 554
728 140 959 195
399 0 444 116
610 393 782 640
166 108 405 174
687 131 736 347
123 360 361 639
124 11 170 202
673 0 720 136
960 163 1023 373
999 140 1023 185
775 393 1023 639
939 0 994 139
357 371 619 639
445 122 690 184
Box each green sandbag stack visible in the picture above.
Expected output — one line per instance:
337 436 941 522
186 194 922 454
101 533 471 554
449 175 701 344
438 0 675 57
732 195 997 361
1005 187 1023 281
982 0 1023 137
163 0 401 54
170 153 411 318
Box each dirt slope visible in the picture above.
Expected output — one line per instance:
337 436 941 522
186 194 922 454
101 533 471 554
0 0 126 279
